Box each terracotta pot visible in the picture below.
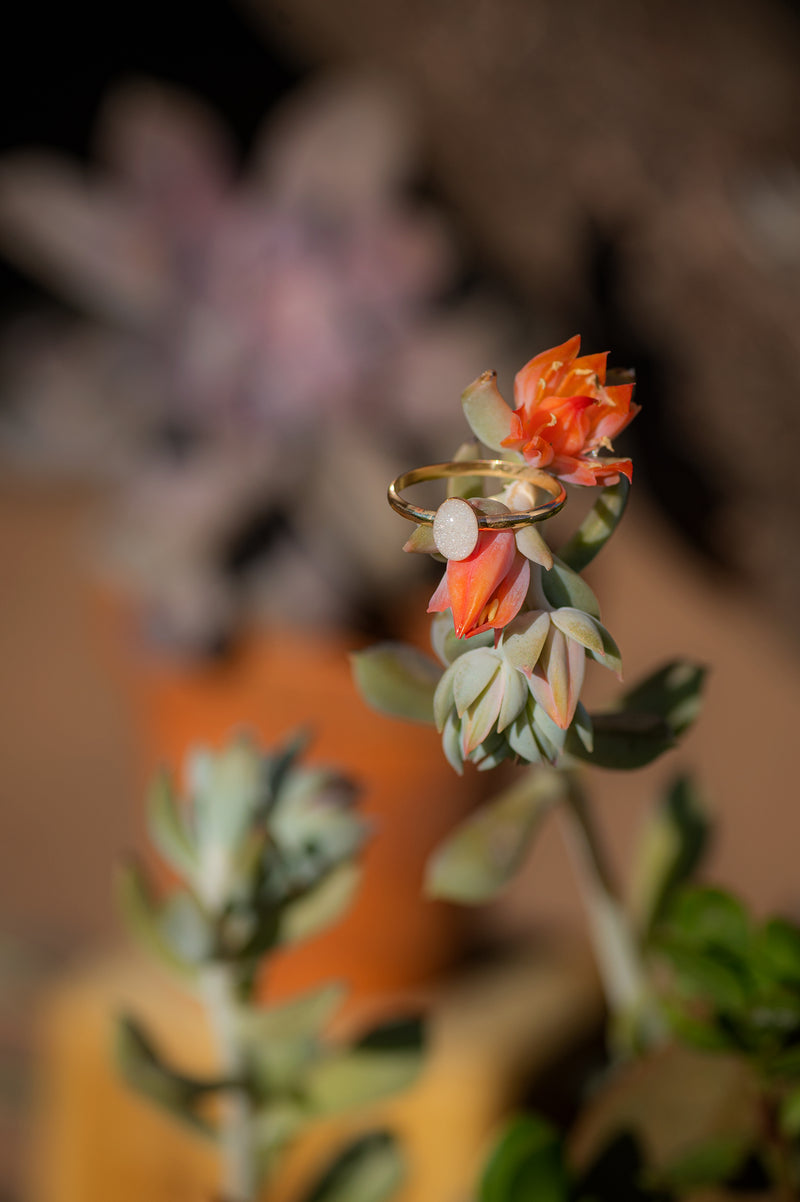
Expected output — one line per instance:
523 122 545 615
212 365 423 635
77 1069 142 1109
94 596 477 1004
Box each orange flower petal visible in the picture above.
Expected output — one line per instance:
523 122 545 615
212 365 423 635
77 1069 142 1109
466 552 530 638
513 334 581 411
562 351 608 391
431 530 517 639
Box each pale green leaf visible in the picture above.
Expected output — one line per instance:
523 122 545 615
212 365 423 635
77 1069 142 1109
430 611 493 667
279 863 361 945
540 557 601 618
245 985 345 1095
630 775 710 936
115 1015 217 1135
514 525 553 569
433 663 456 731
301 1132 405 1202
402 524 438 555
497 661 529 732
426 769 565 902
115 860 194 979
549 607 604 655
587 619 622 676
453 648 501 716
351 643 440 724
160 891 214 965
442 711 464 774
240 983 345 1049
558 478 630 572
460 670 506 752
147 769 197 881
500 611 550 673
571 701 593 752
307 1017 424 1115
461 370 517 453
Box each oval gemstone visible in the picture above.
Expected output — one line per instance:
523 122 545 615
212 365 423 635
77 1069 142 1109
432 497 480 561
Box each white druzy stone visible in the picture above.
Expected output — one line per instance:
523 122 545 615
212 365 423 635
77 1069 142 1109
432 497 479 560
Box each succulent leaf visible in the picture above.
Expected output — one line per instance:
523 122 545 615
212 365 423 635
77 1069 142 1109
461 370 518 453
116 859 195 978
402 524 438 555
630 776 711 936
621 660 707 737
541 556 601 618
565 710 675 770
351 643 440 724
453 647 502 716
514 524 553 569
115 1015 219 1134
300 1131 405 1202
550 607 604 655
278 863 362 946
147 769 197 881
426 769 565 903
307 1016 424 1115
500 610 550 673
558 477 630 572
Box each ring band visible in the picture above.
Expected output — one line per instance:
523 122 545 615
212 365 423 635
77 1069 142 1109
387 459 567 530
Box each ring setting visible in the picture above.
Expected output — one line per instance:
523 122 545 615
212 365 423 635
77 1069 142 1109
387 459 567 561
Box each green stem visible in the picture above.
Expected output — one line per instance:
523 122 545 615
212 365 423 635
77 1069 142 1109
558 771 666 1052
201 963 258 1202
759 1085 797 1202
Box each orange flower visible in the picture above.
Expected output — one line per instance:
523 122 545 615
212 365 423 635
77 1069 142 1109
427 529 530 639
500 335 639 486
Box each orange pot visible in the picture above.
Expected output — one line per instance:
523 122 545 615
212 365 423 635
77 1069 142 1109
95 598 477 1005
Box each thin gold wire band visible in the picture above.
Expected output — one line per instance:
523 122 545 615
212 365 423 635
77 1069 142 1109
387 460 567 530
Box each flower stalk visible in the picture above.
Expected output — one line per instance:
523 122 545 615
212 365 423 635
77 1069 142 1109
559 773 666 1051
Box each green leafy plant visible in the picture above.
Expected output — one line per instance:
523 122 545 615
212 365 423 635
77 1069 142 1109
116 731 425 1202
648 884 800 1194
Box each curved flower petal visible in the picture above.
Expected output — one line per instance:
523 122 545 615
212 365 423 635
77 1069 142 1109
427 529 523 639
513 334 581 412
551 454 634 487
477 552 530 635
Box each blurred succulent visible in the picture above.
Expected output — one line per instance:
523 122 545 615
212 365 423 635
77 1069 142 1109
116 731 425 1202
0 75 511 649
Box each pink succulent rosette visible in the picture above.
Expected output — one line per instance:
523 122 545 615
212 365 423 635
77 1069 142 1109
0 77 511 647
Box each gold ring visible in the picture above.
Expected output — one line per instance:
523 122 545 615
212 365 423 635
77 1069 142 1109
387 460 567 530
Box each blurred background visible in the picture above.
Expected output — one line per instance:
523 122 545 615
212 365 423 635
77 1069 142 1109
1 1 799 1198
